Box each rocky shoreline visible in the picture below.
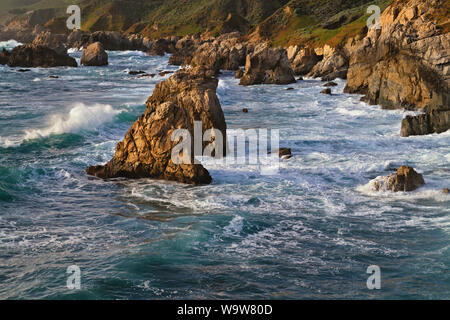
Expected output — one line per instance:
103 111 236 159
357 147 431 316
0 0 448 187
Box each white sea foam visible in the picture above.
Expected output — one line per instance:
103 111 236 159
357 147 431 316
23 103 120 141
0 39 22 50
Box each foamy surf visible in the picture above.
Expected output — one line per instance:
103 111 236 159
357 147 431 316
23 103 121 141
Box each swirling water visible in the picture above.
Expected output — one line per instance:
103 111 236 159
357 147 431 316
0 41 449 299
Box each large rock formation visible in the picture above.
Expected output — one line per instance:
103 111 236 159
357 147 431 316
32 31 67 55
289 47 321 76
81 42 108 66
4 44 77 68
371 166 425 192
240 44 296 85
86 67 227 185
345 0 450 110
308 45 348 80
190 32 247 73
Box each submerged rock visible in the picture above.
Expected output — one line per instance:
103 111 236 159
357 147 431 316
372 166 425 192
81 42 108 66
86 67 227 185
324 82 338 87
240 44 296 86
6 44 77 68
321 88 332 95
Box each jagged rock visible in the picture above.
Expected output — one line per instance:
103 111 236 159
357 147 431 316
240 44 296 86
290 47 321 76
401 108 450 137
86 67 227 185
148 38 175 56
308 45 348 79
372 166 425 192
32 31 67 55
168 35 204 66
81 42 108 66
6 44 77 68
66 29 86 48
321 88 332 95
190 33 246 73
235 69 244 78
344 0 450 112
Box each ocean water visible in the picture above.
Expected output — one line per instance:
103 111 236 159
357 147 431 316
0 41 449 300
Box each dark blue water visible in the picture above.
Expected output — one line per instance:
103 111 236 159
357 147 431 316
0 40 449 299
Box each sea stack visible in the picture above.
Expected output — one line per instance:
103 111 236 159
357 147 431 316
87 67 227 184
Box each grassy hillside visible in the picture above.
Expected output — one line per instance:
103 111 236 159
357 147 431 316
251 0 393 47
1 0 401 48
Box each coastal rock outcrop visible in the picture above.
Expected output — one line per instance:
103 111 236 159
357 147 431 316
188 32 247 73
401 108 450 137
81 42 108 66
86 67 227 184
32 31 67 55
371 166 425 192
5 44 77 68
240 44 296 86
289 47 321 76
308 45 348 80
344 0 450 112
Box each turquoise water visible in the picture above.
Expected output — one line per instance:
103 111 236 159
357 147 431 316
0 41 449 299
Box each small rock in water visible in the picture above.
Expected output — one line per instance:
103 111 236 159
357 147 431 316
242 108 249 113
286 87 294 91
372 166 425 192
443 188 449 194
48 75 59 79
137 73 156 79
18 69 30 72
321 88 332 95
278 148 292 159
269 148 292 159
128 70 146 75
324 82 338 87
81 42 108 66
297 77 303 81
159 71 174 76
